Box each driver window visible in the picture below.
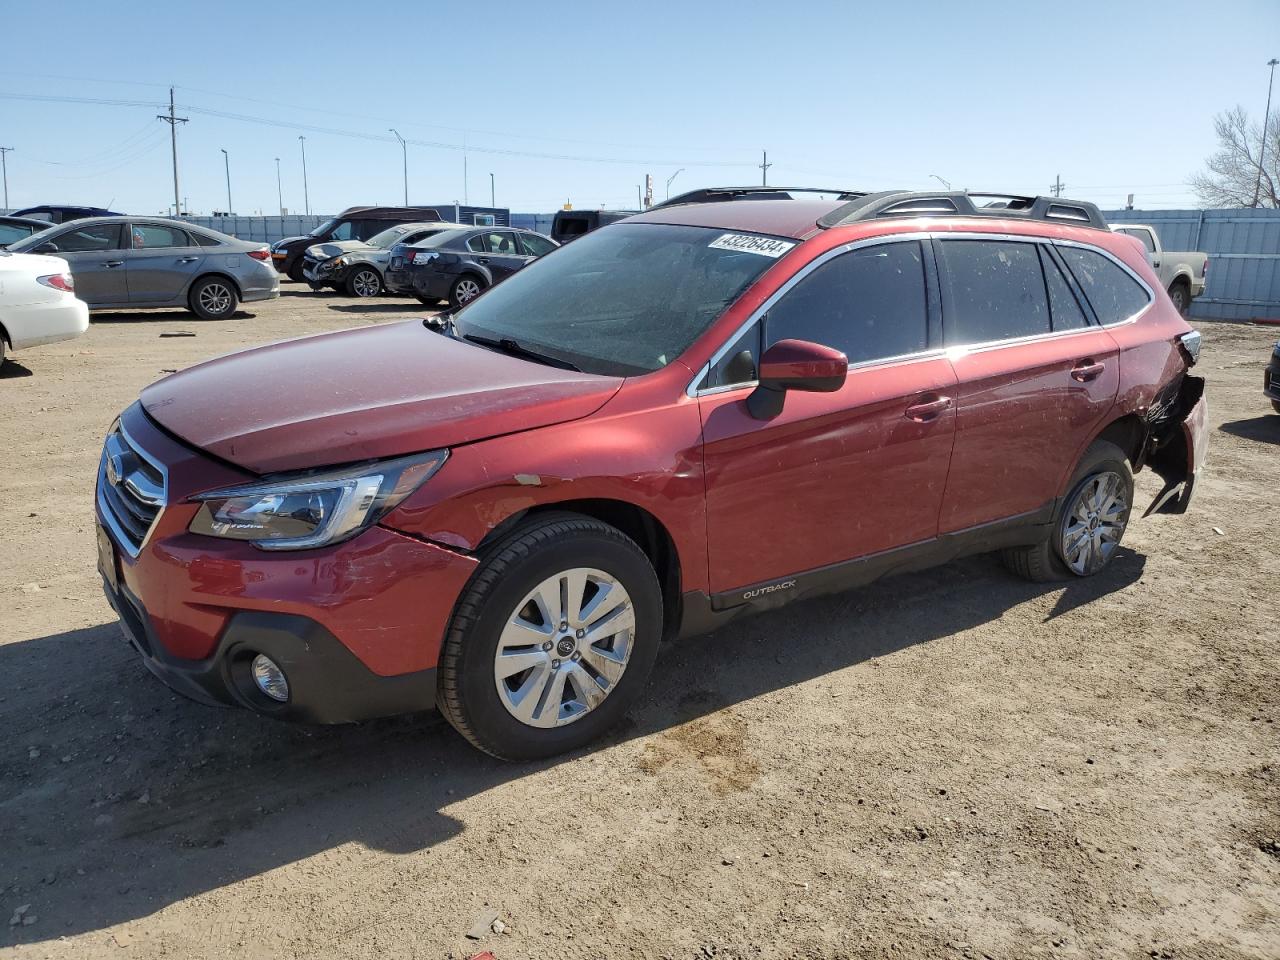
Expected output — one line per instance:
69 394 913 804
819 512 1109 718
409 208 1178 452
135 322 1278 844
54 223 125 252
764 241 928 365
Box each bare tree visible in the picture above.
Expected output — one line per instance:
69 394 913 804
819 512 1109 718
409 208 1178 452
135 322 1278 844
1190 106 1279 208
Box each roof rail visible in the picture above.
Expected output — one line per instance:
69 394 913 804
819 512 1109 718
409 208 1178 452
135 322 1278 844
652 186 867 209
817 191 1109 231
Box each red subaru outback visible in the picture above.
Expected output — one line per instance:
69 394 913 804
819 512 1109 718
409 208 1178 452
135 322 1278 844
97 188 1207 760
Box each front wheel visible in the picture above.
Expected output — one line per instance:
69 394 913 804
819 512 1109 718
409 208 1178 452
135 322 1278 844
1001 440 1133 582
437 514 662 761
189 277 239 320
449 275 485 311
345 267 382 298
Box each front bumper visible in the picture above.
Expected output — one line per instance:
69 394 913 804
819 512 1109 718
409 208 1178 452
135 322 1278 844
95 404 478 722
1265 346 1280 403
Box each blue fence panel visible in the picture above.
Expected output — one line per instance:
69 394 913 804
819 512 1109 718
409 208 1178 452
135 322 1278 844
1104 208 1280 321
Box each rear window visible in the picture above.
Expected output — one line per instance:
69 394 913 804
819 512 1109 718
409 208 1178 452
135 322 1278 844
1057 246 1151 325
555 217 590 237
939 239 1050 345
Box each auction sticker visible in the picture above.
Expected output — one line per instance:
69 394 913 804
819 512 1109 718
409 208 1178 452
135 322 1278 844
708 233 796 258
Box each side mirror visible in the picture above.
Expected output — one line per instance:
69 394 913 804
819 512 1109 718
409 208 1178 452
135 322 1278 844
746 338 848 420
34 241 59 254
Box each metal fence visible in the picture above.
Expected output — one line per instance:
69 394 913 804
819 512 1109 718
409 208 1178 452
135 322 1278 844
1104 208 1280 322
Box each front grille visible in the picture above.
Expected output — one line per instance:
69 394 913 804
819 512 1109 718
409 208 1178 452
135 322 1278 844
97 421 167 557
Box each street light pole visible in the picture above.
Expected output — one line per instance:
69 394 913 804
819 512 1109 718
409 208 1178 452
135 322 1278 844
298 136 310 215
0 147 12 210
220 148 232 215
489 172 494 208
1253 58 1280 207
665 167 685 199
389 128 407 205
274 157 283 215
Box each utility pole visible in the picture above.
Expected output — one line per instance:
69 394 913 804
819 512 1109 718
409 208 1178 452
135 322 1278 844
489 172 494 208
1252 58 1279 207
274 157 283 215
298 136 310 216
220 149 232 215
637 184 642 208
1050 174 1066 198
156 87 188 216
759 150 771 186
389 128 407 205
0 147 12 210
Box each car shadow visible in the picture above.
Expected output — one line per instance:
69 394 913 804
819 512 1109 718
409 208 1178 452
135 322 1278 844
90 310 258 324
0 359 33 379
326 302 435 315
1219 415 1280 445
2 548 1143 944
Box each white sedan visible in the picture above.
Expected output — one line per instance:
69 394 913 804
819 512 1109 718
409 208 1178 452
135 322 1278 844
0 251 89 367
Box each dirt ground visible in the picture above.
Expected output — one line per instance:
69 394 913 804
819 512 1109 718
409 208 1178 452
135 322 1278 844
1 286 1278 960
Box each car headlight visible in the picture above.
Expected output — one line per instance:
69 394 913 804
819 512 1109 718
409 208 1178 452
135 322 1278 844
333 255 351 267
188 450 447 550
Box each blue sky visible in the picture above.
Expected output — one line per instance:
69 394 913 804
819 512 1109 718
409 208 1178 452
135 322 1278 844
1 0 1277 216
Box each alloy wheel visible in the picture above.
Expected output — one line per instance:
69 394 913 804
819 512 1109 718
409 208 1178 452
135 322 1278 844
198 282 233 315
1059 471 1129 575
352 270 380 297
456 278 481 303
493 567 635 729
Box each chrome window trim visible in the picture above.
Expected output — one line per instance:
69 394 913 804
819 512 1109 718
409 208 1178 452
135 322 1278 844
96 418 169 559
685 230 1155 398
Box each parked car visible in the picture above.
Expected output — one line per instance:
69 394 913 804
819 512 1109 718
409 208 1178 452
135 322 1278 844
9 217 278 320
270 206 444 283
0 215 56 248
11 205 124 224
97 187 1207 760
384 226 558 308
0 250 89 367
550 209 635 245
1110 224 1207 315
302 222 464 297
1265 341 1280 414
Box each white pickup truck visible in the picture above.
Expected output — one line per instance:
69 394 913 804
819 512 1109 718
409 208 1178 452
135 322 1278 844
1110 224 1208 315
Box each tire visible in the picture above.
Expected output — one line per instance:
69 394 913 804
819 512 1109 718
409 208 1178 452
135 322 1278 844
437 513 663 761
0 334 6 368
1168 281 1190 316
188 276 239 321
449 274 486 311
1272 399 1280 415
345 266 382 298
287 263 307 284
1001 440 1134 582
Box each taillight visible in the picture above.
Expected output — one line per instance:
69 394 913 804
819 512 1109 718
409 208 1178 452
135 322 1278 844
37 273 74 292
1203 257 1209 277
247 248 271 261
407 250 420 263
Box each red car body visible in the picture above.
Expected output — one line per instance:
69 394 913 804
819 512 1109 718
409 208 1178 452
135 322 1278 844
97 193 1207 732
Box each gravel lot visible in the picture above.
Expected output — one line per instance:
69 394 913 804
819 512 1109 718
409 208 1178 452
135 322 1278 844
2 287 1278 959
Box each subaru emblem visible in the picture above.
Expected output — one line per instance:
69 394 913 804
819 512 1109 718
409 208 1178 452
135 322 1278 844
106 453 124 485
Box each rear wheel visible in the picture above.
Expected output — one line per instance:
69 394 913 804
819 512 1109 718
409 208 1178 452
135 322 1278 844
437 514 662 761
188 277 239 320
1168 281 1190 315
345 267 382 298
1001 440 1133 582
449 274 485 311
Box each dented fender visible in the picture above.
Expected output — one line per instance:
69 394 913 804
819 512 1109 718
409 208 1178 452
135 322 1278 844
1143 374 1207 516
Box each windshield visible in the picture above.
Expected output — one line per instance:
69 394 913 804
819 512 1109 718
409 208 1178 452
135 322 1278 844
410 228 470 249
452 223 785 376
308 218 338 237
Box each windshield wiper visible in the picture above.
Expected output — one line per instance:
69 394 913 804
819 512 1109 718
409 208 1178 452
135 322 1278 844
462 334 581 371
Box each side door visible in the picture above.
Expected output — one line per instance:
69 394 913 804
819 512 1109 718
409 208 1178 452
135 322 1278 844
44 222 129 305
935 236 1120 534
699 238 958 597
125 222 205 302
473 231 528 281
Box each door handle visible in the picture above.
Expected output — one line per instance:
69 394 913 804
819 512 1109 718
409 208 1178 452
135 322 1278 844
178 256 199 263
904 395 953 422
477 257 490 263
1071 360 1106 382
103 260 124 268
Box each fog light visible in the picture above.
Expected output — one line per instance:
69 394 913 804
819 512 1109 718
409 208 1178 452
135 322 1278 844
251 654 290 702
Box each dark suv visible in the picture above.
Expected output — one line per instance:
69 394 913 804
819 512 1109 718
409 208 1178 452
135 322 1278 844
98 187 1207 761
384 226 557 308
270 206 443 282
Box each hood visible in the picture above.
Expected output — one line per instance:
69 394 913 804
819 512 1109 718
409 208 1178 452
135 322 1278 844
273 234 308 251
140 321 624 474
306 239 372 261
